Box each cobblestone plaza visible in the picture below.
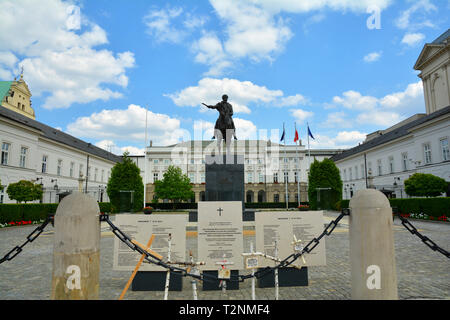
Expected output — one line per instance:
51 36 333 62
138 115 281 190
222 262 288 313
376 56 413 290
0 211 448 300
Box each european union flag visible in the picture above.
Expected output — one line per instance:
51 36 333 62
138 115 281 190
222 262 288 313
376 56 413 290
308 125 315 140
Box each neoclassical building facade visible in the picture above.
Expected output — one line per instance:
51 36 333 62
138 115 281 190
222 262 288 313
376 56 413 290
0 76 122 204
331 29 450 200
130 140 342 204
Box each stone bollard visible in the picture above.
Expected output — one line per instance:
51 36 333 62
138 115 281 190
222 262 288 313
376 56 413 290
349 189 398 300
51 192 100 300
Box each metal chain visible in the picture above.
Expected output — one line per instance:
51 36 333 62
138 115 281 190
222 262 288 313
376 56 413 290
392 208 450 259
102 209 349 284
0 215 54 265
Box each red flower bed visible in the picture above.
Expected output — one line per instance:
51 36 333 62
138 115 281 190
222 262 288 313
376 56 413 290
8 220 33 226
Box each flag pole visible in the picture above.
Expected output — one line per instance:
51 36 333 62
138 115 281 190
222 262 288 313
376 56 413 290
143 105 149 209
295 122 300 207
284 123 288 210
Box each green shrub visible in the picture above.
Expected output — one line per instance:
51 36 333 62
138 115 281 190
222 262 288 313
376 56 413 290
0 203 58 224
339 197 449 218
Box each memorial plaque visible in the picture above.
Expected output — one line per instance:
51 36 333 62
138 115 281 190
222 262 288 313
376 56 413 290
255 211 326 267
197 201 244 270
113 214 187 271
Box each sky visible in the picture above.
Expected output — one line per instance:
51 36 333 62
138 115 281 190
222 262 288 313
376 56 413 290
0 0 449 155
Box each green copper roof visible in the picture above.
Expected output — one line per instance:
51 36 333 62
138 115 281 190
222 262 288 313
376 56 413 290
0 81 13 102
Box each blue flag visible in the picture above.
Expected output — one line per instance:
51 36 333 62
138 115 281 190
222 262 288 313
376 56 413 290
308 125 315 140
280 124 285 142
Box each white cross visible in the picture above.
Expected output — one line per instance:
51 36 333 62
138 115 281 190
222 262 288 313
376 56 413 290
291 235 307 265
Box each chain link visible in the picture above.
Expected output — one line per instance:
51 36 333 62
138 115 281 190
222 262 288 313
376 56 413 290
392 207 450 259
0 215 54 265
102 210 349 284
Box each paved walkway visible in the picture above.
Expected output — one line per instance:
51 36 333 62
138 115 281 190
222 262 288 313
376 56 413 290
0 212 448 300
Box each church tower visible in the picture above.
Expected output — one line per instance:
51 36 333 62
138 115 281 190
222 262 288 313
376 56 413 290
0 68 36 120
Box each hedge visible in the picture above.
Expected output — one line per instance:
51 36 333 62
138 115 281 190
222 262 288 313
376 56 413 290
338 198 450 219
0 202 113 224
145 202 310 210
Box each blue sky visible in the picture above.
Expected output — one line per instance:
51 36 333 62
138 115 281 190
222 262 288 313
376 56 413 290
0 0 449 154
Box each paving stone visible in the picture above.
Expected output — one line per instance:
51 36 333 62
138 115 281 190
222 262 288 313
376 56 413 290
0 211 448 300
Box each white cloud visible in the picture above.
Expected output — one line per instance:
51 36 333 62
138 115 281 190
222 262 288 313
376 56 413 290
192 32 232 77
363 51 382 63
144 6 186 44
380 81 423 109
322 112 352 128
332 90 378 111
290 108 313 123
0 0 134 109
66 104 186 147
395 0 437 30
167 78 309 114
401 33 426 46
276 94 309 107
356 111 403 127
309 130 367 149
95 140 145 156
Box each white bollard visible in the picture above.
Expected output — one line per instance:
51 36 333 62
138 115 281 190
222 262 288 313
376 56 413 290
51 192 100 300
349 189 398 300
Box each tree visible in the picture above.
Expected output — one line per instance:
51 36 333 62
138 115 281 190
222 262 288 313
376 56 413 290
308 158 343 210
404 173 447 197
6 180 43 203
154 165 194 208
107 152 144 212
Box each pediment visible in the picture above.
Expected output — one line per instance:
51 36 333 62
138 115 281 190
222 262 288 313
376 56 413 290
414 44 444 70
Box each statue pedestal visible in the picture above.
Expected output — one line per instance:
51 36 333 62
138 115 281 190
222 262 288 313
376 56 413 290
205 155 244 206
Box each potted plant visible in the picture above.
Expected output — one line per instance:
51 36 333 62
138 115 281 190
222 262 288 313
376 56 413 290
143 206 153 215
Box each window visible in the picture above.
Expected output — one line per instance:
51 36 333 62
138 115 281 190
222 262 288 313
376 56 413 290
343 169 347 181
190 159 195 164
424 143 432 164
368 162 372 175
284 158 288 163
441 138 449 161
247 172 253 183
349 168 353 180
57 159 63 176
94 168 98 181
0 186 4 203
354 166 358 180
153 173 159 181
377 159 382 176
153 159 159 164
284 172 289 183
274 194 280 203
164 159 170 165
1 142 10 165
79 164 84 178
259 173 264 183
101 170 105 182
294 171 298 183
402 153 408 171
201 174 205 183
189 173 195 183
360 164 364 179
389 156 394 174
20 147 27 168
273 173 278 183
70 162 75 177
88 166 91 180
42 155 48 173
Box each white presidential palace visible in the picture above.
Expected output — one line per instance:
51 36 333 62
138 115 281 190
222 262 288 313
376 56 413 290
331 29 450 200
130 140 341 204
0 72 122 204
